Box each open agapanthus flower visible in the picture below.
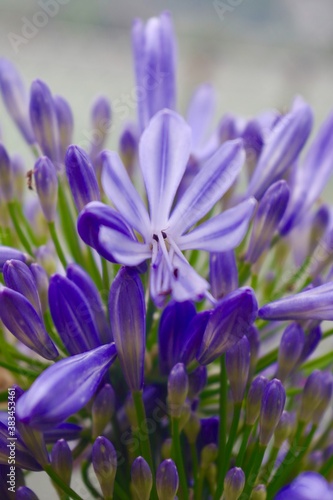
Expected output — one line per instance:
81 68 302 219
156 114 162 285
78 109 257 305
1 9 333 500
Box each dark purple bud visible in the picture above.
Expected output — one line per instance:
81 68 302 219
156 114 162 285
299 370 331 424
30 80 59 164
89 96 112 160
197 287 258 365
246 376 268 426
0 58 35 144
16 343 117 430
0 246 28 271
67 263 112 344
43 423 82 444
274 411 292 447
259 282 333 321
49 274 101 355
0 142 14 201
226 335 251 403
247 98 313 200
16 420 49 467
259 379 286 446
313 373 333 425
224 467 245 500
180 311 210 367
276 323 305 381
109 267 146 391
16 487 39 500
156 459 179 500
33 156 58 222
0 421 42 471
242 119 264 177
0 286 58 360
30 263 49 314
54 95 74 160
210 250 238 300
299 325 322 364
309 205 330 255
168 363 188 418
3 259 42 317
51 439 72 486
246 180 290 264
65 145 100 212
158 300 196 374
188 366 207 399
119 122 138 175
131 456 153 500
92 384 115 438
92 436 117 499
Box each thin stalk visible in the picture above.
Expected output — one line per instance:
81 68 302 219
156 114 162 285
221 401 242 481
242 443 266 497
171 417 189 499
48 221 68 270
101 255 109 292
44 464 82 500
260 444 279 482
213 355 228 500
7 201 33 255
320 451 333 477
0 360 37 378
190 442 199 491
236 424 252 467
16 201 39 246
195 465 205 500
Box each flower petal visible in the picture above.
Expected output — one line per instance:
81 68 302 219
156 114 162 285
178 197 256 252
101 151 150 237
186 84 217 148
99 226 151 266
139 109 191 228
169 139 245 235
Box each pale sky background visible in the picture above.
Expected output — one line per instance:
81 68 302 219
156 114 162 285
1 0 333 497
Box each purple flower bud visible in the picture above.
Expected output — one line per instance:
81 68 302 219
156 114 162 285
224 467 245 500
246 376 268 426
3 259 42 317
44 423 82 444
313 373 333 425
250 484 267 499
67 263 112 344
156 459 179 500
0 246 28 271
299 325 322 363
0 58 35 144
92 384 115 438
30 80 59 164
92 436 117 499
109 267 146 391
16 487 39 500
132 12 176 131
246 180 290 264
242 119 264 177
30 263 49 314
0 142 14 201
131 456 153 500
168 363 189 418
276 323 305 381
16 343 117 430
180 311 211 367
188 366 207 399
308 205 330 255
51 439 73 486
259 379 286 446
247 98 313 200
49 274 101 355
226 335 251 403
259 281 333 321
210 250 238 299
197 287 258 365
299 370 330 424
33 156 58 222
273 411 292 447
89 96 112 160
158 300 196 374
54 95 74 160
65 145 100 212
119 123 138 175
218 113 239 143
275 472 333 500
0 286 58 360
0 421 42 471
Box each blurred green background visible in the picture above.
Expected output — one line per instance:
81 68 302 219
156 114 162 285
1 0 333 497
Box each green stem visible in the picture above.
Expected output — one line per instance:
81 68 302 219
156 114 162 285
260 444 279 482
221 401 242 481
242 443 266 497
213 355 227 500
16 201 39 246
44 464 82 500
48 221 68 270
236 424 252 467
81 460 100 498
171 417 189 499
320 450 333 477
0 360 37 378
113 482 129 500
195 466 205 500
101 256 109 292
238 261 251 286
190 442 199 491
7 201 33 255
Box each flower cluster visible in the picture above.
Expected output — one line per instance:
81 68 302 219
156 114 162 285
0 10 333 500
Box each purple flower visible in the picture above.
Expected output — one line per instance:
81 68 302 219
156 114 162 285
3 259 42 318
33 156 58 222
259 281 333 321
54 95 74 161
0 246 28 270
275 472 333 500
78 110 256 305
89 95 112 161
16 343 117 429
210 250 238 299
